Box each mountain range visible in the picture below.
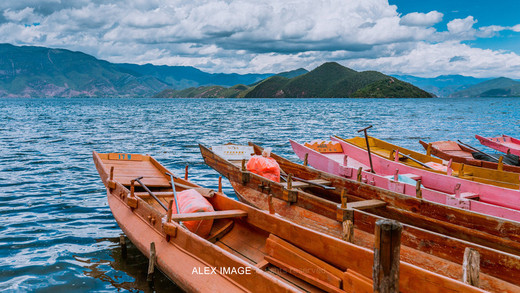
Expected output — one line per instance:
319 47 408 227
0 43 271 98
1 43 519 98
155 62 432 98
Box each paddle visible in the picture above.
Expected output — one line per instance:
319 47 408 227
134 176 168 211
457 140 500 162
357 125 375 174
397 152 435 170
280 174 336 190
165 172 181 214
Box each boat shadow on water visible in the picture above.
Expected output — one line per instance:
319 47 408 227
80 236 183 292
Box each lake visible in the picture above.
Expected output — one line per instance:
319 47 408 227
1 97 519 292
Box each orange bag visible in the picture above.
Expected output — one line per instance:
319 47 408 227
173 189 214 238
246 155 281 182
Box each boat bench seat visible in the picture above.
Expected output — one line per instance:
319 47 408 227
281 179 331 189
264 234 344 292
347 199 386 210
400 173 422 181
170 210 248 221
458 192 479 199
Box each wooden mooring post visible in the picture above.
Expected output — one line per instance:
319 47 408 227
119 234 127 259
147 242 156 282
373 219 402 293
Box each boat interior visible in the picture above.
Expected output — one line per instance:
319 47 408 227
340 136 520 189
96 152 358 292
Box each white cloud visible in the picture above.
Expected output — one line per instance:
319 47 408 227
346 42 520 78
0 0 519 77
400 11 443 27
3 7 38 22
447 16 477 35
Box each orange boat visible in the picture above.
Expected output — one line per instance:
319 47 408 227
419 140 520 173
200 143 520 292
93 151 489 293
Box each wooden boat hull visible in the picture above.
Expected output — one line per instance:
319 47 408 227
200 144 520 292
93 151 487 293
291 139 520 222
332 136 520 211
419 140 520 173
476 135 520 156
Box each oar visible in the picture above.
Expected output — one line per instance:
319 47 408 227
457 140 500 162
134 176 168 211
280 174 336 190
165 172 181 214
397 152 434 170
357 125 375 174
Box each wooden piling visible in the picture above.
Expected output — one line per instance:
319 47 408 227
120 234 127 259
373 219 402 293
185 165 189 180
218 176 223 193
241 159 246 171
303 153 309 166
426 143 432 156
147 242 156 282
463 247 480 287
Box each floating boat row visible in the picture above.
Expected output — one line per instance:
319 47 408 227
91 132 520 292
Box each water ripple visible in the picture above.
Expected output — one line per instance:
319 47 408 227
0 97 519 291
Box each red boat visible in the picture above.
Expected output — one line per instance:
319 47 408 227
418 140 520 173
476 135 520 156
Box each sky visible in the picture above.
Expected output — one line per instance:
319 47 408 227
1 0 520 78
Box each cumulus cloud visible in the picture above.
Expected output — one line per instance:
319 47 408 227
447 16 477 35
400 11 443 27
0 0 519 77
347 42 520 78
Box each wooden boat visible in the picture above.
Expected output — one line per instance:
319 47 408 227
418 140 520 173
476 134 520 156
291 139 520 222
200 144 520 292
337 135 520 189
91 151 486 293
332 135 520 211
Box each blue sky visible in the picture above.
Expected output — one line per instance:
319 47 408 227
1 0 519 78
391 0 520 53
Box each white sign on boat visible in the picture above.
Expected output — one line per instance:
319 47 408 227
212 145 255 160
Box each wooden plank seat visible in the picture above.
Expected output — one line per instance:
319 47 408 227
281 179 332 189
134 188 215 199
400 173 422 181
170 210 248 221
346 199 386 210
264 234 344 292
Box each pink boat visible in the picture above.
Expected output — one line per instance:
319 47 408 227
476 134 520 156
290 138 520 222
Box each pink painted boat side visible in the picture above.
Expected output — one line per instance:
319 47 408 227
290 139 520 222
328 136 520 215
476 135 520 156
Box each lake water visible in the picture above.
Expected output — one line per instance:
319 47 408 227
1 97 519 292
